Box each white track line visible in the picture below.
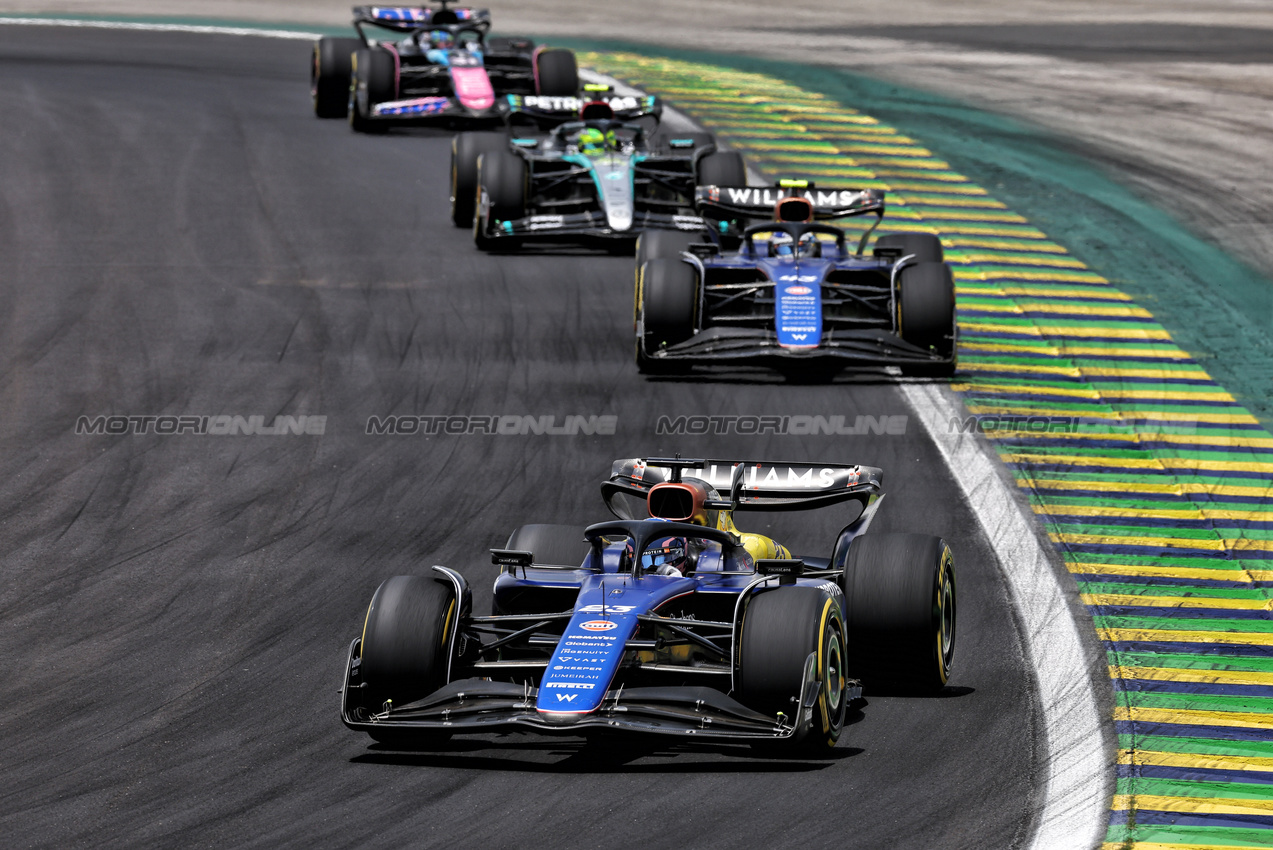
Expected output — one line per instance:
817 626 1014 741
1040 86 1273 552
902 381 1109 850
3 16 1112 848
0 17 320 39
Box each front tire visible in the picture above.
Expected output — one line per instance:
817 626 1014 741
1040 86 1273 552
636 258 698 374
452 132 508 227
349 48 395 134
312 37 359 118
359 574 459 746
737 586 848 754
474 150 527 251
842 533 956 692
897 261 956 376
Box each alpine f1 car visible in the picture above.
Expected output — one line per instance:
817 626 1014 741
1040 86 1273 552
310 2 578 132
451 93 747 248
633 180 958 377
340 456 957 753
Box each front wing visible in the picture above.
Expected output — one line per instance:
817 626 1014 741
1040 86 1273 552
340 640 857 741
367 96 503 127
642 325 957 367
481 211 704 241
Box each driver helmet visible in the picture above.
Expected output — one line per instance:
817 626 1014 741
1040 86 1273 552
577 127 608 156
642 535 689 576
428 29 454 49
769 231 820 258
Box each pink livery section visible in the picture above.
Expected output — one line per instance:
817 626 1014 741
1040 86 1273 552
450 66 494 110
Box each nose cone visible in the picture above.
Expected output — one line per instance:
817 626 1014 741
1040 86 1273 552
595 159 634 232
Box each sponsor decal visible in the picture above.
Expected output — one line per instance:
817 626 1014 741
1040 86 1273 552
578 604 635 614
526 215 564 231
672 215 703 230
784 285 813 295
555 693 579 702
777 273 821 284
580 620 618 632
721 187 876 208
372 96 451 117
522 95 640 112
545 682 596 689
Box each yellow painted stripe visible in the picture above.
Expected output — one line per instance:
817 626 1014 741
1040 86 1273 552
1100 844 1273 850
978 407 1259 424
1004 432 1273 449
1039 504 1273 522
1023 478 1273 498
1066 562 1273 582
1054 533 1273 553
1099 628 1273 647
962 302 1155 318
1120 747 1273 774
958 286 1131 300
1087 594 1273 611
960 342 1189 359
1115 705 1273 730
960 322 1171 340
954 382 1101 399
956 270 1111 283
1113 794 1273 816
1011 454 1273 474
1115 667 1273 688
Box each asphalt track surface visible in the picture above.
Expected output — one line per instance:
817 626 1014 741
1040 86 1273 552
0 28 1040 848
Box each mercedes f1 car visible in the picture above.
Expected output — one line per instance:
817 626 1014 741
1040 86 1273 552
340 456 957 753
633 180 958 378
311 3 578 132
451 94 747 249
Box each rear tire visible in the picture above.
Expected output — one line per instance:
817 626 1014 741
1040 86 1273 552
474 150 527 251
696 151 747 187
504 524 589 568
359 575 458 746
737 586 848 754
874 232 944 263
312 37 359 118
349 48 396 134
534 48 578 96
897 261 956 376
637 258 697 373
452 132 508 227
842 533 956 692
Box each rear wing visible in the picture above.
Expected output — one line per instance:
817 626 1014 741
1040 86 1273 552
602 456 883 518
502 88 661 126
696 180 885 221
352 5 491 31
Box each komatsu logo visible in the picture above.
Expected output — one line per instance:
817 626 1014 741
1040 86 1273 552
723 187 869 207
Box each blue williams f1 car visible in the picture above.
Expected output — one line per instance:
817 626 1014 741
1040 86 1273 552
451 93 746 248
340 457 957 753
311 2 577 132
633 180 957 378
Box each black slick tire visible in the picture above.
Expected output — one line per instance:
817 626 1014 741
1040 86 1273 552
842 533 956 693
349 47 395 134
312 37 359 118
359 574 458 746
534 48 578 96
504 524 589 568
874 232 944 263
473 150 527 251
695 151 747 187
636 258 697 374
737 586 848 755
452 131 508 227
897 261 956 376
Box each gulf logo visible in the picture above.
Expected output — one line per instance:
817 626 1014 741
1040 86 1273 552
784 285 813 295
580 620 617 632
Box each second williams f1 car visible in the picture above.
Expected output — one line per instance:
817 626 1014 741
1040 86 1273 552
340 456 957 754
